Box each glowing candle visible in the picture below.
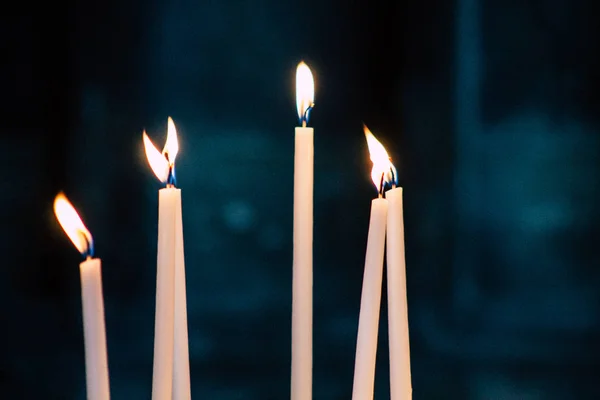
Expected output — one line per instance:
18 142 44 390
144 117 191 400
54 193 110 400
351 126 395 400
292 61 315 400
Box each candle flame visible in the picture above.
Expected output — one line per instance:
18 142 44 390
296 62 314 126
143 117 179 183
164 117 179 164
364 124 397 190
53 193 94 256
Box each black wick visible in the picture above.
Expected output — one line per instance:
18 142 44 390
300 103 315 127
390 165 397 189
166 164 176 188
165 151 177 188
81 232 94 259
378 172 386 198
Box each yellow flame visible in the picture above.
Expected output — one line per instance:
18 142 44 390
364 124 395 189
143 117 179 183
143 131 170 183
53 193 93 255
164 116 179 164
296 62 314 122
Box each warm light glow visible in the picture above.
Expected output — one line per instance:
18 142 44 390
296 62 315 123
364 124 396 189
164 116 179 164
143 131 170 183
54 193 93 255
143 117 179 183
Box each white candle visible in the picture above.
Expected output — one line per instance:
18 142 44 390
144 118 191 400
80 257 111 400
386 186 411 400
153 187 176 399
54 193 110 400
292 61 315 400
172 190 191 400
351 197 387 400
360 126 412 399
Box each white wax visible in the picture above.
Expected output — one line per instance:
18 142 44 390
79 258 110 400
385 187 411 400
172 190 191 400
352 198 388 400
292 126 313 400
152 188 177 400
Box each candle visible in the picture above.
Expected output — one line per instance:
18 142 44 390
386 186 411 400
143 117 191 400
292 61 315 400
363 126 412 399
351 126 396 400
54 193 110 400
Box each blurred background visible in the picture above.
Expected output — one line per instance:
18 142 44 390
2 0 600 398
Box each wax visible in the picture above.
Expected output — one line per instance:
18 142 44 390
172 190 191 400
385 187 411 400
80 258 110 400
352 198 388 400
292 126 313 400
152 188 177 400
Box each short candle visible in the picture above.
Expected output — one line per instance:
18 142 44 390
54 193 110 400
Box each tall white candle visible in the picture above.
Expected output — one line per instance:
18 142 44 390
386 186 411 400
153 187 177 399
144 118 191 400
54 193 110 400
172 190 191 400
351 197 387 400
292 61 315 400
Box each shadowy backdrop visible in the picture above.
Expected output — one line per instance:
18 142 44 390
2 0 599 399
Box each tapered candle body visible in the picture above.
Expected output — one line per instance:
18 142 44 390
386 187 411 400
292 126 313 400
352 198 388 400
80 258 110 400
172 191 191 400
152 188 178 400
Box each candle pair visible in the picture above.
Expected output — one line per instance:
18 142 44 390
143 118 191 400
53 119 191 400
351 126 411 400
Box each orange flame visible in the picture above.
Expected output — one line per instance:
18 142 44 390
364 124 396 190
143 117 179 183
54 193 93 255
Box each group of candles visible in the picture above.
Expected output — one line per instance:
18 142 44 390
52 62 411 400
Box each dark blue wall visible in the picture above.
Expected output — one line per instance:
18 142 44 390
1 0 599 398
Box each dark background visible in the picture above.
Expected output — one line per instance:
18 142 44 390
2 0 600 398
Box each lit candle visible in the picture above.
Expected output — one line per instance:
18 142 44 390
292 61 315 400
386 177 411 400
143 117 191 400
54 193 110 400
351 125 394 400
